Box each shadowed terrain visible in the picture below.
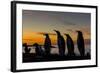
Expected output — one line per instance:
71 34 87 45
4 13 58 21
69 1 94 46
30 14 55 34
23 53 90 63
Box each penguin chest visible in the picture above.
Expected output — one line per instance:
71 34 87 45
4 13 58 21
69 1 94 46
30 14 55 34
44 38 51 47
77 37 84 46
58 37 65 48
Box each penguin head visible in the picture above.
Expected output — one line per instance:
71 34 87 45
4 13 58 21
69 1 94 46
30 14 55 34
64 34 69 37
64 34 71 38
43 33 49 37
54 30 60 35
76 30 82 35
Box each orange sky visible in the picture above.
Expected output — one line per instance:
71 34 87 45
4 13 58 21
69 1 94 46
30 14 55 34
22 31 90 45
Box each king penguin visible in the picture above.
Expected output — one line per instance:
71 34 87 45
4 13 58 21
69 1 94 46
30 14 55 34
44 33 51 55
76 31 85 56
54 30 65 56
65 34 75 56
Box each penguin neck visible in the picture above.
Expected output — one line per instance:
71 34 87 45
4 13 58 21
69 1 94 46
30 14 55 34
78 33 83 37
57 33 60 35
46 36 49 38
58 34 62 38
67 35 70 38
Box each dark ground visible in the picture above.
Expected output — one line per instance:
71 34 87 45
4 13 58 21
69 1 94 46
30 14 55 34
23 53 91 63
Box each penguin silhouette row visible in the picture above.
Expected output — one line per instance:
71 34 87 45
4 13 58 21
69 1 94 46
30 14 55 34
23 30 85 57
54 30 85 56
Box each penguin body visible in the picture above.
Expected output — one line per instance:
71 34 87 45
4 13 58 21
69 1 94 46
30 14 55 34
77 31 85 56
44 34 51 55
54 30 65 56
65 34 75 56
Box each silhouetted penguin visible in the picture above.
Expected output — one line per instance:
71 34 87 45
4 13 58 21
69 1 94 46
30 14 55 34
65 34 75 56
33 43 44 56
23 43 31 54
76 31 85 56
54 30 65 56
43 34 51 56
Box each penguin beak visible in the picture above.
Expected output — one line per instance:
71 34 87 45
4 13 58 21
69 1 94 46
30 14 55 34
54 30 57 32
64 34 68 36
76 30 79 32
